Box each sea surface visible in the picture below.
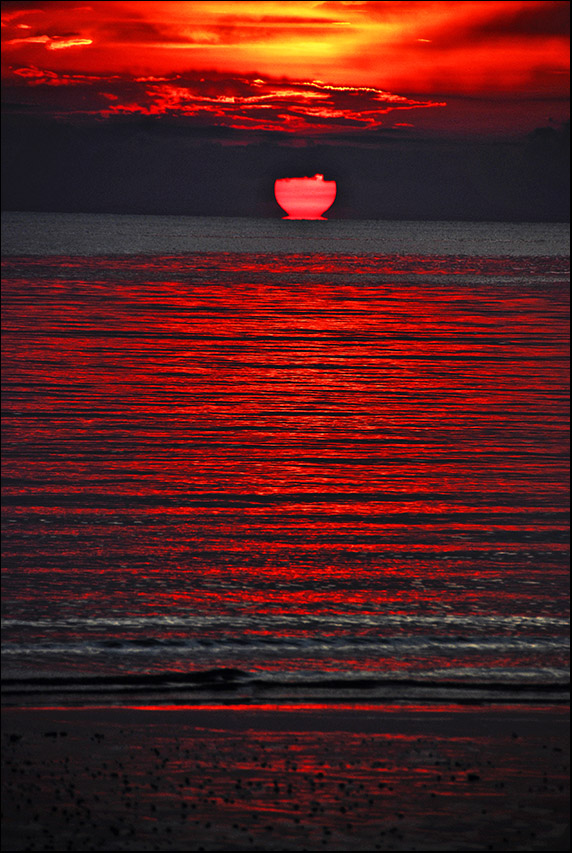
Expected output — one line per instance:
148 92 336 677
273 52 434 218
1 213 569 706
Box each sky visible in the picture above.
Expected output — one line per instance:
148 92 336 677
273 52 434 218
1 0 570 219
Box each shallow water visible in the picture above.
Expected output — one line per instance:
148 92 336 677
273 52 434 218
1 216 569 704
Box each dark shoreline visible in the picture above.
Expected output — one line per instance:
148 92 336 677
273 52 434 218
2 668 569 710
3 666 569 689
2 702 569 851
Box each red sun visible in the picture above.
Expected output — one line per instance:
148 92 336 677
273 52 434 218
274 174 337 220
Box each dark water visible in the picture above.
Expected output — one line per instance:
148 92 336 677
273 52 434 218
1 215 569 704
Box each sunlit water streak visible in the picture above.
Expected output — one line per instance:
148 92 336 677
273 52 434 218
1 216 569 703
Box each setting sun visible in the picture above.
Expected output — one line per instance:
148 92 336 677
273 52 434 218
274 174 337 219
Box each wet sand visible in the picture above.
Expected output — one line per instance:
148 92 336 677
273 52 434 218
2 703 569 851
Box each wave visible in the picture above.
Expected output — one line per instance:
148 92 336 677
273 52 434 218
2 667 569 707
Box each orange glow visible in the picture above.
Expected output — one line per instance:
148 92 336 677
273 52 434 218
1 1 568 92
1 1 568 138
274 175 337 219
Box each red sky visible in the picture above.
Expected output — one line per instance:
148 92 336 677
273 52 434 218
1 0 569 137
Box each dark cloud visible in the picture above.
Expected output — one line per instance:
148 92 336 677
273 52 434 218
474 0 570 38
2 110 568 221
416 0 570 47
321 0 570 36
319 0 570 54
96 20 172 43
2 68 446 132
1 1 78 8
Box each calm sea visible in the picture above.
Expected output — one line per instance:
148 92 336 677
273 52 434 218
1 213 569 705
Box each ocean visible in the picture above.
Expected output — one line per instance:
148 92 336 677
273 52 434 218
1 213 569 706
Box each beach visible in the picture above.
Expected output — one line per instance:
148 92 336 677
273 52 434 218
2 702 569 851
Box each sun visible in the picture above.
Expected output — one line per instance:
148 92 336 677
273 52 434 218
274 174 337 220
